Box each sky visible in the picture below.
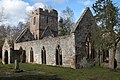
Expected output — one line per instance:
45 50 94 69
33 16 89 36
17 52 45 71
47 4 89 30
0 0 120 26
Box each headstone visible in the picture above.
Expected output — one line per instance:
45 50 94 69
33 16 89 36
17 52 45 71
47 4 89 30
15 59 19 70
15 59 20 72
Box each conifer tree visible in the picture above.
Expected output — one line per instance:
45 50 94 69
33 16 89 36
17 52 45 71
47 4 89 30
93 0 120 69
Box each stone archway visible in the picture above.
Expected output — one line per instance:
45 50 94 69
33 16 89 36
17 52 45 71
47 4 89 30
56 45 62 65
41 46 46 64
4 50 8 64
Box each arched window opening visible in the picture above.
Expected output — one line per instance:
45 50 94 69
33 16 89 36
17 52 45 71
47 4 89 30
30 47 34 62
103 49 109 63
85 35 91 59
36 35 38 40
21 50 26 63
4 50 8 64
19 47 23 55
56 45 62 65
85 34 95 59
10 48 14 63
18 47 23 62
41 46 46 64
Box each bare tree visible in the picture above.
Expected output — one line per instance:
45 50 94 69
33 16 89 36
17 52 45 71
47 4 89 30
0 6 7 48
59 7 75 36
0 7 6 24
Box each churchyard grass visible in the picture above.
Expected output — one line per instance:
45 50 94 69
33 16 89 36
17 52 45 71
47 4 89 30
0 59 120 80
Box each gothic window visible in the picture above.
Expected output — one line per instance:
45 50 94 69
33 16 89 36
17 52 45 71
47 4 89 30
56 45 62 65
103 50 109 63
85 34 95 59
19 47 23 55
41 46 46 64
85 37 90 59
21 50 26 63
36 35 38 40
4 50 8 64
10 48 14 63
30 47 34 62
17 47 23 62
33 17 36 25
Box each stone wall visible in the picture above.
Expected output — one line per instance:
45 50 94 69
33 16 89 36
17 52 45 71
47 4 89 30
2 39 11 64
115 42 120 68
73 8 98 68
115 50 120 68
14 33 76 68
30 8 58 39
14 7 101 69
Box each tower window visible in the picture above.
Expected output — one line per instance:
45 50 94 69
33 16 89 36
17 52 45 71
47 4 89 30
33 17 36 25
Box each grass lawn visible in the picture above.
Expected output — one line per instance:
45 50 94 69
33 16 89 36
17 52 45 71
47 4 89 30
0 60 120 80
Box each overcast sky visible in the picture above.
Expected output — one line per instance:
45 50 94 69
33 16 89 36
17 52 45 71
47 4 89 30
0 0 119 26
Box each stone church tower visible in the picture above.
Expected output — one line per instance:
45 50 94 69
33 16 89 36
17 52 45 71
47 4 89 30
30 8 58 39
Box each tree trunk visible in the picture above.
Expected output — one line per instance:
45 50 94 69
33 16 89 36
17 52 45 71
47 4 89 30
100 49 103 66
109 47 116 69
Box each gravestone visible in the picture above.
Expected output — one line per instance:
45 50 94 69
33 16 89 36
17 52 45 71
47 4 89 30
14 50 21 72
15 59 19 70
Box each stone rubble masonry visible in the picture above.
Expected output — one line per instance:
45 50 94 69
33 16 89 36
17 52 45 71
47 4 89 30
30 8 58 39
73 7 98 68
14 7 98 69
14 33 76 68
4 7 120 69
2 39 11 64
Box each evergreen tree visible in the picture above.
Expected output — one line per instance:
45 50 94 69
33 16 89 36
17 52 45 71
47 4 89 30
58 17 68 36
93 0 120 69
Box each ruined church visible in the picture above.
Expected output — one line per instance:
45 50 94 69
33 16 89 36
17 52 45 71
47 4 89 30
2 7 120 69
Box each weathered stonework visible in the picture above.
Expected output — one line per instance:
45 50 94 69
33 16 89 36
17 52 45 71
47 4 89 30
2 38 14 64
15 7 98 68
116 49 120 68
115 42 120 68
30 8 58 39
14 34 76 68
2 7 101 68
2 7 120 69
99 43 120 69
71 7 98 68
